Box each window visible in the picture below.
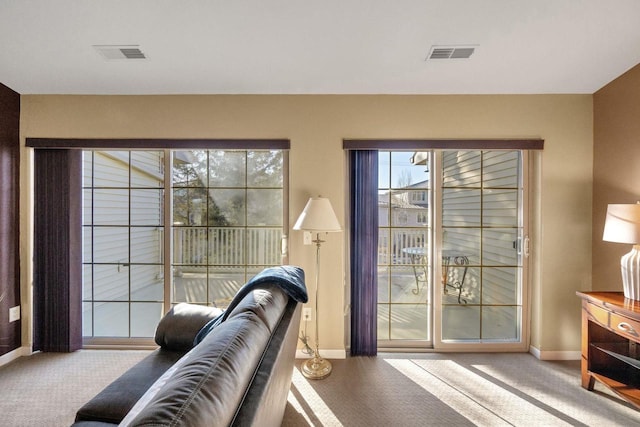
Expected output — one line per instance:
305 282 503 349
82 149 287 342
171 150 285 308
411 191 428 204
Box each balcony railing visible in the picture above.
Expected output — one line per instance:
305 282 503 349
173 227 283 268
378 229 427 265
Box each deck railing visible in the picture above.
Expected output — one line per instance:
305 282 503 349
378 229 427 265
173 227 283 267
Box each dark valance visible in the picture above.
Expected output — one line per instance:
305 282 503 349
26 138 290 150
343 139 544 150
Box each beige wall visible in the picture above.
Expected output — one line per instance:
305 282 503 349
593 64 640 288
20 94 593 356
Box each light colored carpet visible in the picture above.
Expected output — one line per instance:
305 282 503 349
0 350 149 427
1 350 639 426
284 353 640 426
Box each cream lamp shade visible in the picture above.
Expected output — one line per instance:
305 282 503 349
603 203 640 244
603 203 640 300
293 197 342 232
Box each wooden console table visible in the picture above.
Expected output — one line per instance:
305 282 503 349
576 291 640 409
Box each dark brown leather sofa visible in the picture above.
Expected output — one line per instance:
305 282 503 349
72 268 306 427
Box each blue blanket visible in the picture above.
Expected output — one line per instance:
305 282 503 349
194 265 307 345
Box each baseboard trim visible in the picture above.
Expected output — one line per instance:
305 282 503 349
296 347 581 361
530 346 580 361
0 346 32 367
296 349 347 360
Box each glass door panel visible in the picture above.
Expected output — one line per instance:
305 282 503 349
82 151 165 340
377 151 431 345
441 150 523 342
171 150 285 310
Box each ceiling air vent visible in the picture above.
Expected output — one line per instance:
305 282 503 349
427 45 476 60
93 45 147 60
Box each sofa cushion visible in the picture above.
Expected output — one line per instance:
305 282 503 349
155 303 223 351
74 348 185 424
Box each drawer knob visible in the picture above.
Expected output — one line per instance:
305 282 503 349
618 322 637 335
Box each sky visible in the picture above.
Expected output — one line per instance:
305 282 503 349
378 151 430 189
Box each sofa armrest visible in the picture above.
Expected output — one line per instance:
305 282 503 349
155 303 223 351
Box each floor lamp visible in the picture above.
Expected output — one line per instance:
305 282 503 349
293 196 342 379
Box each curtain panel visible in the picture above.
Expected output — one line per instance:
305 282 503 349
33 149 83 352
349 150 379 356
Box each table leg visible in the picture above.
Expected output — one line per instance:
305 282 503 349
443 255 469 304
409 253 428 295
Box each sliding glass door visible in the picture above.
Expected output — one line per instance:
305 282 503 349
376 149 528 350
82 149 286 343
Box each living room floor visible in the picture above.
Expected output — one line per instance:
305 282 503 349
1 350 639 426
284 353 640 426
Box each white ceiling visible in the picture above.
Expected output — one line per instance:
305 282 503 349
2 0 640 95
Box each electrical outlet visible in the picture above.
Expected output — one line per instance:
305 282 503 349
9 306 20 323
302 307 312 321
303 231 313 245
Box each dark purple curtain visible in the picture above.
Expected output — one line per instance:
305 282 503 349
33 149 82 352
0 83 20 357
349 150 378 356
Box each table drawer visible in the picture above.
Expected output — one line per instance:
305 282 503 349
587 301 640 342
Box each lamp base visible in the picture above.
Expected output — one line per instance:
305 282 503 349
301 355 332 380
621 245 640 300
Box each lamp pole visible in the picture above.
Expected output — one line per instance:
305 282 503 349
301 232 332 379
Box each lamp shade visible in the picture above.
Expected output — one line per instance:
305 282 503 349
293 197 341 232
603 204 640 244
